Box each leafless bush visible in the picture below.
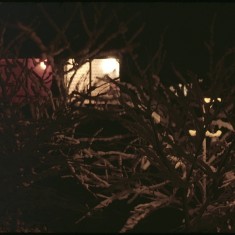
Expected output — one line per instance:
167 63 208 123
70 19 235 233
0 2 137 232
0 3 234 233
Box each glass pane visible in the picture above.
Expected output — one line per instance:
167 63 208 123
64 57 120 99
91 58 119 96
65 59 90 95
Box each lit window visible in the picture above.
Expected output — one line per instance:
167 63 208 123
65 59 90 95
64 57 120 99
101 58 119 77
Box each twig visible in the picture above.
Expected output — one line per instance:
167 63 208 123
17 22 47 52
79 166 110 187
78 134 131 142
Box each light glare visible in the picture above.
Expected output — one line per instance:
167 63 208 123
204 98 211 103
189 130 197 136
101 58 119 74
204 97 222 103
206 130 222 137
40 61 47 70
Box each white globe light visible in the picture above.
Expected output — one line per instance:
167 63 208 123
40 61 47 70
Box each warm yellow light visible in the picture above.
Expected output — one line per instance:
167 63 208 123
151 111 161 124
40 61 47 70
189 130 197 136
189 129 222 137
204 98 211 103
204 97 222 103
206 130 222 137
101 58 119 74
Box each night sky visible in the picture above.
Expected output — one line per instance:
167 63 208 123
1 2 235 83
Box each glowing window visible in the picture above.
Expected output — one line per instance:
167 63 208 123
64 57 120 98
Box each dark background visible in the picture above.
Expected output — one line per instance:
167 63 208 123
1 2 235 83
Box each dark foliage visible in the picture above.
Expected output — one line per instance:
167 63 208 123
0 3 234 233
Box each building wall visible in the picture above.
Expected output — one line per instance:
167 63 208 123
0 58 53 103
